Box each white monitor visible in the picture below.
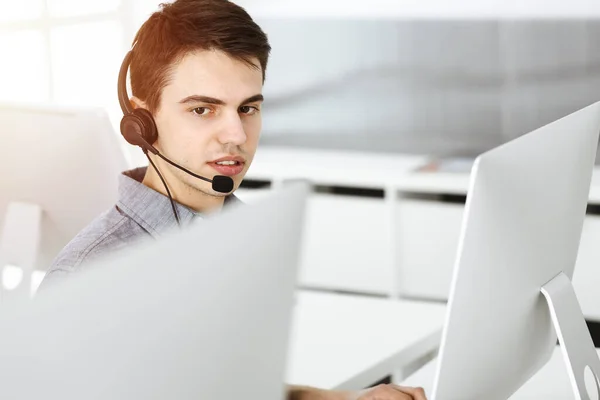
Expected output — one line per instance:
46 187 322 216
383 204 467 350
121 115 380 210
430 101 600 399
0 181 309 399
0 103 128 290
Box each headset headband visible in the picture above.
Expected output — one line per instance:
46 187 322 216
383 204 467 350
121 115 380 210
118 50 135 115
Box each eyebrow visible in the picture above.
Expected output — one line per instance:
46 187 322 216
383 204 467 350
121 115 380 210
179 94 264 106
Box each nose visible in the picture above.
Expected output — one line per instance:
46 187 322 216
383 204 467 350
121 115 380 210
217 113 247 146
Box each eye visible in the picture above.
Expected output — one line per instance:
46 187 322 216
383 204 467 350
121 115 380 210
239 105 259 115
191 107 212 116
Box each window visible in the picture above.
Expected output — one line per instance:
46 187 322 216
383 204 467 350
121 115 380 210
47 0 120 18
50 20 123 108
0 0 127 127
0 0 45 23
0 30 48 103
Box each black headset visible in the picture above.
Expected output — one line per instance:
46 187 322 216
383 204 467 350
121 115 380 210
118 51 160 154
117 49 234 225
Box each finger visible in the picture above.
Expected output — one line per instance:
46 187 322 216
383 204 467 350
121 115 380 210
357 385 411 400
388 384 428 400
379 386 411 400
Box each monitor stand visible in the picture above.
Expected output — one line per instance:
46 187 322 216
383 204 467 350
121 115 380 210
541 271 600 400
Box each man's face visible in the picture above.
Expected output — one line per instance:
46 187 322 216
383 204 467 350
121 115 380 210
151 49 263 197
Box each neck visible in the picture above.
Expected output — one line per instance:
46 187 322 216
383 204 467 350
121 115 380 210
142 162 226 215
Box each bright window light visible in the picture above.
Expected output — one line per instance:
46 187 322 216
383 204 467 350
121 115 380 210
0 0 44 23
50 20 123 108
0 30 50 103
2 265 23 291
47 0 121 18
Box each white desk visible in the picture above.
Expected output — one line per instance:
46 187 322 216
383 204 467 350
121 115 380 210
246 146 429 190
401 346 600 399
287 291 447 390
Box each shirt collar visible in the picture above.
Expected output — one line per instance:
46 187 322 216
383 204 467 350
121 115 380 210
116 167 239 239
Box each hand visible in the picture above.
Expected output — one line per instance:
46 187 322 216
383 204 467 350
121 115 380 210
286 383 427 400
352 384 427 400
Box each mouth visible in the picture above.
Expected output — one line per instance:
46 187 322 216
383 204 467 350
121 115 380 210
207 157 246 177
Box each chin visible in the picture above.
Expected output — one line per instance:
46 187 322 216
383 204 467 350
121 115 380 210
211 192 229 198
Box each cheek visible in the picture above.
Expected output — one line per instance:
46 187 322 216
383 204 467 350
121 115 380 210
156 113 210 157
243 117 262 146
154 110 186 144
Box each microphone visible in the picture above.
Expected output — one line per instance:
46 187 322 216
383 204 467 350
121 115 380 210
144 149 233 227
154 152 234 194
211 175 235 193
119 124 234 192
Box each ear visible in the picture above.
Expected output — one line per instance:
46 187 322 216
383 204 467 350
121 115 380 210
130 96 148 110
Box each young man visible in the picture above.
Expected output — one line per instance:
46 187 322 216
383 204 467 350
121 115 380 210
40 1 427 399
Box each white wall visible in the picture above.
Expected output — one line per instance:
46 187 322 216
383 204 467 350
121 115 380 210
239 0 600 19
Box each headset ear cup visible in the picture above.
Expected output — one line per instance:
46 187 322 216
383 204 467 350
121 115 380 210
120 114 144 147
120 112 157 154
134 108 158 145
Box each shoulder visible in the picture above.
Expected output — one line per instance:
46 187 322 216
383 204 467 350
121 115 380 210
42 206 150 283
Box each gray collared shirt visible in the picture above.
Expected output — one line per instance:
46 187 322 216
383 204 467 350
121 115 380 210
40 166 239 290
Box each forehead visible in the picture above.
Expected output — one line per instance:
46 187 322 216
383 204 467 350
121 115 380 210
162 49 263 103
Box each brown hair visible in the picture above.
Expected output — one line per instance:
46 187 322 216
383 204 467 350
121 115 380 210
130 0 271 114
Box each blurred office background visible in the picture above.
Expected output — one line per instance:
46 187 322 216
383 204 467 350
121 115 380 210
261 18 600 158
3 0 600 340
2 0 600 161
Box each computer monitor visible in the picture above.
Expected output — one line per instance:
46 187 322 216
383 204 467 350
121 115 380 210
0 103 128 293
0 181 309 399
430 101 600 399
